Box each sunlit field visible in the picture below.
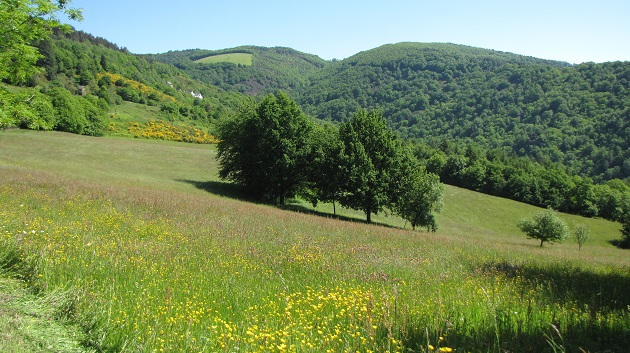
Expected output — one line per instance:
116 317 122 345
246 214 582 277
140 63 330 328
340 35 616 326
1 130 628 352
194 53 254 66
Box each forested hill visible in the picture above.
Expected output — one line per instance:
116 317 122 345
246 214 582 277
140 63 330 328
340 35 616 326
147 46 328 94
39 29 245 120
297 42 571 122
295 43 630 182
151 42 629 182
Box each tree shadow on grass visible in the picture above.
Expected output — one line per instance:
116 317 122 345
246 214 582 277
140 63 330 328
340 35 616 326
277 199 398 228
452 260 630 352
177 179 399 229
396 261 630 352
177 179 258 203
479 260 630 311
609 239 630 249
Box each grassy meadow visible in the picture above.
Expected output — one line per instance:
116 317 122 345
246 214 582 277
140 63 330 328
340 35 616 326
1 130 629 352
194 53 254 66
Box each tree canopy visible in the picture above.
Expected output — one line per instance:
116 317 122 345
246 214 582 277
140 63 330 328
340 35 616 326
336 109 401 223
392 152 444 231
0 0 81 84
217 103 445 228
217 92 313 204
157 42 630 185
517 208 570 247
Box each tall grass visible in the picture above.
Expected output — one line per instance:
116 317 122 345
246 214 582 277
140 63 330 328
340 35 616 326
1 130 629 352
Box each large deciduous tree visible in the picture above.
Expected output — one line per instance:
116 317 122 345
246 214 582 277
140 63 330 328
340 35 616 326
392 148 444 231
0 0 82 83
217 92 313 204
337 109 400 223
305 123 345 214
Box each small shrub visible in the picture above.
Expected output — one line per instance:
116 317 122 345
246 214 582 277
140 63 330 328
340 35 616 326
573 224 590 251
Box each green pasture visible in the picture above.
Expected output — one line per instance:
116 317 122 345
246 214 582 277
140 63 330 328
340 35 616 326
0 130 628 352
194 53 254 66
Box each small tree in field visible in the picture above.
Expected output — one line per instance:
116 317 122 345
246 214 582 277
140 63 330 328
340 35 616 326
517 208 569 247
573 224 590 251
391 148 444 232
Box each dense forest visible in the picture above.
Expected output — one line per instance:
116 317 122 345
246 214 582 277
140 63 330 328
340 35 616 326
297 43 630 184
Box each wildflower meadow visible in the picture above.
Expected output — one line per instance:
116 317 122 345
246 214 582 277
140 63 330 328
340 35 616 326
1 130 629 352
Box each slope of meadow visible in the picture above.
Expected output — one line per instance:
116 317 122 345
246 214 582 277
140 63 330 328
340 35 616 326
0 130 628 352
194 53 254 66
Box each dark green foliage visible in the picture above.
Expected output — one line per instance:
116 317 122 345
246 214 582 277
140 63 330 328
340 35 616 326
160 42 629 185
217 92 313 204
391 149 443 231
620 215 630 249
294 43 630 184
0 88 57 130
517 208 570 247
412 141 630 222
336 109 402 223
1 85 106 135
304 123 345 212
45 86 106 136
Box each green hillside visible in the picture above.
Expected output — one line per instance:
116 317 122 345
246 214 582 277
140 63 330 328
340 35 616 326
1 28 248 143
148 46 328 94
1 130 628 352
194 53 253 66
3 24 629 219
296 43 630 182
2 7 629 351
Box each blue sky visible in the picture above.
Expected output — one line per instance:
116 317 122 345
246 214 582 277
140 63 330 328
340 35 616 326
65 0 629 64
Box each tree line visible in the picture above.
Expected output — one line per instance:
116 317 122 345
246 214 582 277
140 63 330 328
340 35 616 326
216 92 444 230
411 141 630 223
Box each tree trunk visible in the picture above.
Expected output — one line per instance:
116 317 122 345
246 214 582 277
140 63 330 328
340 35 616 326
333 201 336 216
540 239 544 247
366 203 372 224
